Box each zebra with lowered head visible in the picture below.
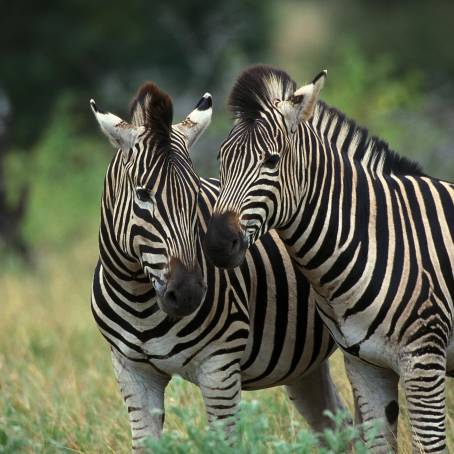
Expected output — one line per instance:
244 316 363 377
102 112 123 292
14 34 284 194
90 81 346 451
205 64 454 453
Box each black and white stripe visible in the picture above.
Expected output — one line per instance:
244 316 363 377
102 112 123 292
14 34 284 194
90 82 345 451
207 65 454 453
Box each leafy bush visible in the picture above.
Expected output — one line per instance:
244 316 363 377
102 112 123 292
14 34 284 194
5 96 111 252
0 406 30 453
143 401 381 454
0 429 27 454
4 42 452 262
322 42 453 179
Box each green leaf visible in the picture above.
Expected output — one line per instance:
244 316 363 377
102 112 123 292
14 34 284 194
0 429 8 446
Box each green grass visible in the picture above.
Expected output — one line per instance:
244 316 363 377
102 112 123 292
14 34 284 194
1 238 453 453
142 401 382 453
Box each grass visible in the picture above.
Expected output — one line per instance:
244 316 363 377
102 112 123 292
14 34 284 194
1 238 453 453
142 403 380 453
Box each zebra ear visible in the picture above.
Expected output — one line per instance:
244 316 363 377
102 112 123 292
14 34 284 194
173 93 212 147
279 70 327 133
90 99 145 154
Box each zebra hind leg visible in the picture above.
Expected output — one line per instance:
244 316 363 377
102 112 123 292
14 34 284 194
344 354 399 453
401 351 447 454
285 361 350 433
111 349 170 453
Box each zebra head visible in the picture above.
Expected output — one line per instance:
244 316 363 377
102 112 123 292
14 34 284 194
206 65 326 268
91 84 212 317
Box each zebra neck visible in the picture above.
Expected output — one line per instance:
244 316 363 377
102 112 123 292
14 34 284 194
100 153 148 291
278 125 370 303
101 262 156 301
99 214 154 299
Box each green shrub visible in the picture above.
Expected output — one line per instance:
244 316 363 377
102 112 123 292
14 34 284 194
143 401 381 454
0 406 30 453
7 96 111 251
322 42 453 179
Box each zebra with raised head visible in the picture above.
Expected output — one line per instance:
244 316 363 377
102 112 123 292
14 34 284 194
89 81 346 451
205 65 454 453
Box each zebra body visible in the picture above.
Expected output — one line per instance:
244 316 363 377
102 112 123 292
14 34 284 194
92 174 334 388
206 65 454 453
90 83 344 451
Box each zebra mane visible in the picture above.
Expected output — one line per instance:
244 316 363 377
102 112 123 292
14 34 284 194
229 65 424 176
129 82 173 149
228 64 296 123
311 101 425 176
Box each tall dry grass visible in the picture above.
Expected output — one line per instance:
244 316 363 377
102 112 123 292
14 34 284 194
1 238 453 452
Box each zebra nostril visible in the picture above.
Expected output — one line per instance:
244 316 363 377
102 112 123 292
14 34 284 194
231 238 240 254
165 290 177 306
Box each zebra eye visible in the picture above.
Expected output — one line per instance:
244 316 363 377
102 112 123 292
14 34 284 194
262 154 280 168
136 188 152 203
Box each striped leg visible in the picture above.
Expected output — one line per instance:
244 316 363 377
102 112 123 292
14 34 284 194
285 361 350 431
401 352 447 453
111 349 170 452
344 354 399 453
198 357 242 436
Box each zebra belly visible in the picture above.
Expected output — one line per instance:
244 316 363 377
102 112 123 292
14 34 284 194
313 295 399 370
93 257 335 392
143 323 335 391
238 294 335 390
231 230 336 390
106 303 335 391
94 291 334 391
316 294 454 374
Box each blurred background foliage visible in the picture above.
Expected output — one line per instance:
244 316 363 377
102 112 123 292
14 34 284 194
1 0 454 260
1 1 454 451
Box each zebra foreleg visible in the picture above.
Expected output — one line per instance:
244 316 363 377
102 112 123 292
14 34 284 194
198 357 242 438
344 354 399 453
111 349 170 452
285 361 349 432
401 352 447 454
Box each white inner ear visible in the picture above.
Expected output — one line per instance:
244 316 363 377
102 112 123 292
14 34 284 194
174 95 212 147
99 116 144 150
294 84 318 122
91 100 145 152
278 76 325 133
294 83 316 98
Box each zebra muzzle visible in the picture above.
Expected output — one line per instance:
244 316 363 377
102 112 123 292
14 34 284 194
205 211 248 269
158 259 206 318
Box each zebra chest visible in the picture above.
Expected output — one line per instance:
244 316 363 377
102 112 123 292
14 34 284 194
139 337 247 386
137 314 250 382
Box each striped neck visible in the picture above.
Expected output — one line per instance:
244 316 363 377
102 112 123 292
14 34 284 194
99 151 148 290
277 102 425 299
278 120 373 301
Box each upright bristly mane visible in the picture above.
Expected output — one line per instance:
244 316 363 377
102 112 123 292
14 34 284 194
229 65 424 176
228 64 296 124
129 82 173 149
311 102 425 176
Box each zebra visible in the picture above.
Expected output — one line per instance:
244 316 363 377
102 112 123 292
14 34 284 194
89 81 347 451
205 64 454 453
